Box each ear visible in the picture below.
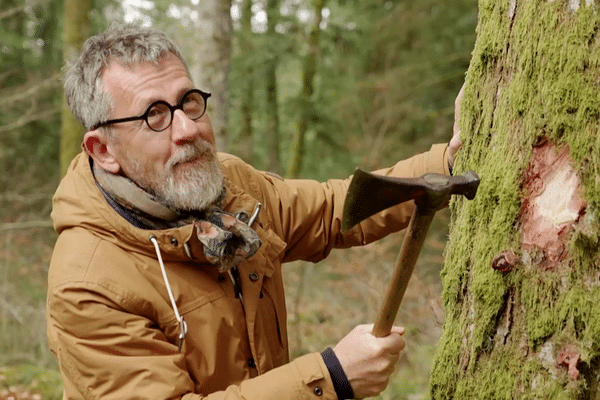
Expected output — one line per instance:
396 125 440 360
83 130 122 174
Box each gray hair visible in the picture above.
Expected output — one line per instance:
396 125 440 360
63 23 190 136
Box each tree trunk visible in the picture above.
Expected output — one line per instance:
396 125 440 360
60 0 90 176
238 0 254 163
265 0 281 174
195 0 232 152
286 0 323 178
431 1 600 398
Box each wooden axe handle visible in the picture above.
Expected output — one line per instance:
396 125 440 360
372 204 436 337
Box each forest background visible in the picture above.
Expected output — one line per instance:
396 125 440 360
0 0 477 398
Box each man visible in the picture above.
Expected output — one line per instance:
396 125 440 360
47 23 462 399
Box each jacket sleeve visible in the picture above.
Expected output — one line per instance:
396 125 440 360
48 284 338 400
241 143 450 263
188 353 336 400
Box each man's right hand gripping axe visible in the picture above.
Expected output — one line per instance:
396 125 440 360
342 169 480 337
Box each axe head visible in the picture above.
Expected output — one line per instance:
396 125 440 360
341 169 480 232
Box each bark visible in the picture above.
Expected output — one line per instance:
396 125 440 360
60 0 90 176
286 0 324 178
431 1 600 399
194 0 232 152
265 0 281 174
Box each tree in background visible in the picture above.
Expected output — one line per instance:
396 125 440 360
1 0 63 188
195 0 233 150
237 0 255 163
264 0 282 174
431 0 600 398
286 0 325 178
60 0 91 176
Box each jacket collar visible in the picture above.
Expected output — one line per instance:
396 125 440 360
52 153 263 264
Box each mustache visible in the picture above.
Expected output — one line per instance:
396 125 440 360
167 140 215 170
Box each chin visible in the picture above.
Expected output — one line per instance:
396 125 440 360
163 164 224 211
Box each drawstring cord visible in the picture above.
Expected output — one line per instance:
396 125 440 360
248 202 262 227
147 203 261 353
149 235 188 353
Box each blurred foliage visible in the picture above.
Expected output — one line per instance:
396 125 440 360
1 0 62 197
0 0 477 398
227 0 477 179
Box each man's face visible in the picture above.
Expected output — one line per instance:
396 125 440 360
100 53 223 211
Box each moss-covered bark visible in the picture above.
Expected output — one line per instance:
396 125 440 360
430 0 600 398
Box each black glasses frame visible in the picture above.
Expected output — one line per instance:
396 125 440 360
91 89 211 132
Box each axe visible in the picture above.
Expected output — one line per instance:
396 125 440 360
342 169 480 337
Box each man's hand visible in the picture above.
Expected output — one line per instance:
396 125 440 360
447 83 465 169
333 324 405 399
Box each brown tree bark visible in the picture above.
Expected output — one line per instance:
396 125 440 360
431 1 600 398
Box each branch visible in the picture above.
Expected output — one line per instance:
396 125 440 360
392 50 473 77
0 73 62 107
0 192 54 203
0 0 53 21
0 220 53 231
0 107 60 134
0 295 25 324
0 5 27 20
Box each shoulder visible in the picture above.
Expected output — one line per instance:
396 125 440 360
49 228 141 299
218 153 283 180
218 152 285 200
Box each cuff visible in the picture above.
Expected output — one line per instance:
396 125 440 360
435 143 452 176
321 348 354 400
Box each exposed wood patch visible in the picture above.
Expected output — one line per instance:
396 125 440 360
520 139 586 269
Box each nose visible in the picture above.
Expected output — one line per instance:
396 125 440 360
171 109 201 144
171 109 216 146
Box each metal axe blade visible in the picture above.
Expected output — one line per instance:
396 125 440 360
341 169 480 337
342 169 480 232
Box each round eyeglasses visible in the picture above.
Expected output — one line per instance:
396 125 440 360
91 89 211 132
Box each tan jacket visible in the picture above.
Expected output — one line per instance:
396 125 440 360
47 144 449 400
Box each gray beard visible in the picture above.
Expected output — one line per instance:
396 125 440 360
127 141 225 212
159 156 224 211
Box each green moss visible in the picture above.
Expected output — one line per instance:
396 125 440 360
431 0 600 398
453 349 520 399
520 267 565 346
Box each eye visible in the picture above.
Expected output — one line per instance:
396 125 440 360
182 92 205 119
146 103 170 130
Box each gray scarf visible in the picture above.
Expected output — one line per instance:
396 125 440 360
93 163 262 272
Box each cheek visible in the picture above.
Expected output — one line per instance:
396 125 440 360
125 143 171 177
139 141 174 166
197 118 216 146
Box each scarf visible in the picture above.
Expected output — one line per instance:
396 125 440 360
93 162 262 273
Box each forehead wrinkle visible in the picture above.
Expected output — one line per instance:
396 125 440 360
104 53 193 116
